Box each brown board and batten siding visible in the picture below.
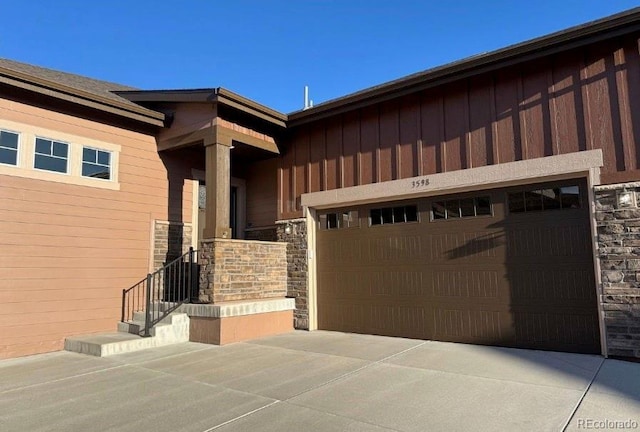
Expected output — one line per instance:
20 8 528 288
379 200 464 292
278 34 640 219
0 97 193 359
244 158 278 229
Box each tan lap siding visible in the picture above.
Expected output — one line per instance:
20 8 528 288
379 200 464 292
0 98 192 359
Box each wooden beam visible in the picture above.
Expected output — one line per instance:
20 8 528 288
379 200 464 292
158 119 279 154
217 124 280 154
157 126 213 151
203 133 232 239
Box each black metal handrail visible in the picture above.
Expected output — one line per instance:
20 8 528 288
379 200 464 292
121 247 198 337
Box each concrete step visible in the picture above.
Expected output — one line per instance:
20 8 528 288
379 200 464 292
116 320 170 335
64 333 159 357
65 313 190 357
131 309 189 324
120 312 188 335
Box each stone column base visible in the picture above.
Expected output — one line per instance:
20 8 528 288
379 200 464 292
198 238 287 303
595 182 640 358
276 219 309 330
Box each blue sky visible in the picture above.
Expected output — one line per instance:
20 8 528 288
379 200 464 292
1 1 638 113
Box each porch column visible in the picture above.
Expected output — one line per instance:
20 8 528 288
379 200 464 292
203 135 232 239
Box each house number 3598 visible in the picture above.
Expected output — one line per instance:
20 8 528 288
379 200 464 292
411 178 430 188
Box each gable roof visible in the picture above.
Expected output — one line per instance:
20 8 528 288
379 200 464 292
0 58 165 126
287 7 640 126
115 87 288 128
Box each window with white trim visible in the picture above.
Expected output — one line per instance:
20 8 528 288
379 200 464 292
0 130 19 166
82 147 111 180
34 137 68 173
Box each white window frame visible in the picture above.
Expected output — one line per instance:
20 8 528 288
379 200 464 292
33 136 70 175
0 118 121 190
81 146 112 181
0 129 21 167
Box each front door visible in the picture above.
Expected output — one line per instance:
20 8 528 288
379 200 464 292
230 185 238 238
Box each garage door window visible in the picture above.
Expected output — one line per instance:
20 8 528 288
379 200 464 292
508 185 580 213
370 205 418 226
432 196 491 220
319 210 359 230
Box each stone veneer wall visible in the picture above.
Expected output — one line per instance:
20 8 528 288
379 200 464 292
276 219 309 329
245 226 278 242
197 239 287 303
153 220 192 270
595 183 640 358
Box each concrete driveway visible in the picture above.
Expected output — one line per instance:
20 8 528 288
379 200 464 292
1 331 639 432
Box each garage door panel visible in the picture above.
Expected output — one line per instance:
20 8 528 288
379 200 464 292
319 304 435 340
323 268 507 302
425 230 504 262
316 180 600 353
504 218 592 258
430 269 504 301
508 264 597 306
512 311 600 350
432 308 510 344
364 234 423 262
318 236 425 267
393 306 430 337
504 228 592 258
317 238 364 266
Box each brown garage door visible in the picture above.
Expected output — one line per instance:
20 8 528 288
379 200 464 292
316 179 600 354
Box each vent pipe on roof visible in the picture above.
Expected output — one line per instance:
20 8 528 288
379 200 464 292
303 85 313 110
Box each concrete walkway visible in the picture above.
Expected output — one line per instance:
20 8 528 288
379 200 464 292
1 331 639 432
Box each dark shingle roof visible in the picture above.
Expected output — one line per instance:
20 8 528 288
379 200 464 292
0 57 143 110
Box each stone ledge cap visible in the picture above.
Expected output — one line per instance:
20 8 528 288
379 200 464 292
199 238 286 246
595 182 640 191
179 297 295 318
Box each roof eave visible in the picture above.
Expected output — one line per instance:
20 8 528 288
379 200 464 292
117 87 288 128
114 89 218 103
288 7 640 126
0 66 165 126
215 88 287 127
